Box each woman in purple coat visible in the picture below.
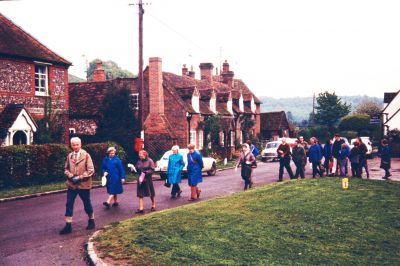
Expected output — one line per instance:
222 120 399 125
102 147 125 208
187 144 204 201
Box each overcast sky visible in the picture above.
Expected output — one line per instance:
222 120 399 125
1 0 399 98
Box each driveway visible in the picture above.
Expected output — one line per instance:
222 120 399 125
0 157 398 265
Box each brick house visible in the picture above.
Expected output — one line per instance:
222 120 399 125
0 13 71 146
260 111 291 141
69 57 261 158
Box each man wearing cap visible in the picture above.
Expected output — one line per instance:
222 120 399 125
59 137 95 235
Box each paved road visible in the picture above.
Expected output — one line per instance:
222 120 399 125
0 158 398 265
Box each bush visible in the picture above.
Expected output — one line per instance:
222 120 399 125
0 144 69 188
339 130 358 140
0 142 127 188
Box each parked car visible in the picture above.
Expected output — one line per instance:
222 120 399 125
261 138 297 162
155 148 217 179
349 137 373 157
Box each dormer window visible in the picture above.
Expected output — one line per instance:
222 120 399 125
210 91 216 113
251 96 256 112
192 90 200 113
239 93 244 112
35 64 48 96
227 93 233 114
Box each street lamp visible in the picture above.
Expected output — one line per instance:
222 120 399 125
186 112 193 144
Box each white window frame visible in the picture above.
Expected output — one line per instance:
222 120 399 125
198 129 204 150
69 128 76 134
230 131 235 147
129 93 139 110
190 130 197 148
35 64 48 96
220 131 225 147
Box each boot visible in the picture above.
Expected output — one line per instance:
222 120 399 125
59 223 72 235
86 219 95 230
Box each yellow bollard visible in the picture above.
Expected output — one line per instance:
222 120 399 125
342 178 349 189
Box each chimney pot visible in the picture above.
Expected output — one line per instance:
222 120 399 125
92 60 106 81
199 63 214 83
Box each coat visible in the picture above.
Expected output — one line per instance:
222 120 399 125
187 151 204 186
379 145 391 169
338 146 350 160
167 153 184 185
292 145 306 164
237 151 255 179
323 143 332 159
136 158 156 197
102 155 125 195
308 144 322 163
64 149 94 189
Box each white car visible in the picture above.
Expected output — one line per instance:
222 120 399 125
261 138 297 162
155 148 217 179
349 137 373 156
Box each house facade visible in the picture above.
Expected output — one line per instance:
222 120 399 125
69 57 261 158
260 111 291 141
382 90 400 135
0 13 71 146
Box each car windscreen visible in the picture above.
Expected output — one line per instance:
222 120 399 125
267 143 279 148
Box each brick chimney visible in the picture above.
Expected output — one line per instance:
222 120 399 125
199 63 214 83
188 65 195 78
92 60 106 81
222 60 229 73
148 57 164 114
221 60 234 87
182 64 188 76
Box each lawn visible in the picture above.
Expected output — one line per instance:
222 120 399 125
94 178 400 265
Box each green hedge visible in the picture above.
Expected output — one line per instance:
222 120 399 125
0 142 126 189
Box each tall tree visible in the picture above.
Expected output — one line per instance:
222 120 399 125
314 91 351 128
87 59 135 81
96 87 139 158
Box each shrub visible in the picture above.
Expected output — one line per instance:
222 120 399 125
0 142 126 188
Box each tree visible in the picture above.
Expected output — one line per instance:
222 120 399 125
286 111 294 123
202 115 222 149
354 99 382 117
96 87 139 158
87 59 135 81
338 114 370 134
314 91 351 129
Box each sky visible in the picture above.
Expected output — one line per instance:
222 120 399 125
1 0 400 98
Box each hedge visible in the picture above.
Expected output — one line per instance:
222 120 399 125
0 142 127 189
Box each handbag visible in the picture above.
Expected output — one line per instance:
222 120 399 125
139 172 145 184
101 175 107 186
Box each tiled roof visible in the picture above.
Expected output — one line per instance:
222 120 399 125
384 92 398 104
199 100 215 115
233 79 261 104
175 87 194 99
0 104 37 138
0 13 71 66
260 111 289 131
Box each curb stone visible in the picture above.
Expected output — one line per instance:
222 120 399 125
0 166 235 203
87 229 108 266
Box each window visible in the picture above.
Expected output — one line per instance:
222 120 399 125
219 131 225 147
35 65 48 96
69 128 76 134
129 93 139 110
190 130 197 148
227 99 233 114
198 130 204 150
210 98 216 113
230 131 235 147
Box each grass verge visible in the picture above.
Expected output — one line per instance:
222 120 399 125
0 173 137 199
94 178 400 265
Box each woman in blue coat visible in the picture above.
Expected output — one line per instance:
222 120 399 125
187 143 204 201
309 137 323 178
323 139 333 176
167 145 184 198
102 147 125 208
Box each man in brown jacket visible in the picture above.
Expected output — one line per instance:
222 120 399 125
59 137 95 235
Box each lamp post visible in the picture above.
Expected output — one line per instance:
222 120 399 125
186 112 192 145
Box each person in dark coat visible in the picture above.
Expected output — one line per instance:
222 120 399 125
349 142 361 178
338 143 350 176
309 137 323 178
235 143 256 190
277 137 294 181
357 137 370 178
292 139 306 179
332 134 345 176
102 147 125 208
135 150 156 213
167 145 184 198
187 143 204 201
298 136 309 170
379 139 392 179
323 139 333 176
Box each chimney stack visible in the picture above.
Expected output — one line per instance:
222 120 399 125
199 63 214 83
92 60 106 81
182 64 188 76
188 65 195 78
222 60 230 73
148 57 164 114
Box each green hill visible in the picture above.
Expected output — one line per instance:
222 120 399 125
259 95 383 122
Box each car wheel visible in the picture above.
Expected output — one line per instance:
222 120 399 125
160 173 167 180
207 163 217 176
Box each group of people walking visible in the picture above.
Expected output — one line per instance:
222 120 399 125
59 137 205 235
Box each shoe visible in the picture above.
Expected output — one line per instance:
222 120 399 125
188 198 196 201
103 202 110 209
59 223 72 235
150 207 156 212
197 189 202 199
177 190 182 197
171 195 176 199
86 219 95 230
135 209 144 214
112 202 119 207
